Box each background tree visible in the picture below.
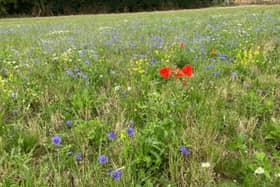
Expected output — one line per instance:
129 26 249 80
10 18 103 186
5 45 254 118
0 0 257 17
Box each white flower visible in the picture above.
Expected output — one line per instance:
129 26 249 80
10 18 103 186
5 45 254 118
99 74 103 78
275 173 280 178
127 87 132 91
201 162 211 168
114 86 120 91
254 167 265 175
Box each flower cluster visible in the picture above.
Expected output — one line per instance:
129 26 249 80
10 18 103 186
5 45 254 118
51 125 135 180
159 65 192 84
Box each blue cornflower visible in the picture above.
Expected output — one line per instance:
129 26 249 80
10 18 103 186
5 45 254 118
66 70 73 76
34 59 39 64
107 132 116 140
66 120 73 126
51 135 62 145
127 127 134 136
23 77 29 81
11 92 17 98
74 67 80 73
213 71 220 76
110 169 121 180
98 155 108 164
76 152 82 161
92 54 99 60
79 50 87 56
129 41 137 47
149 36 164 48
81 74 88 80
105 39 114 46
150 58 156 65
257 89 263 94
12 109 18 115
121 91 127 97
72 74 78 79
205 64 215 70
231 72 238 77
84 60 90 65
218 54 228 60
180 146 190 155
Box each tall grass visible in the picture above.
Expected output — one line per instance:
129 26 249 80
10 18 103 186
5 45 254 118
0 5 280 186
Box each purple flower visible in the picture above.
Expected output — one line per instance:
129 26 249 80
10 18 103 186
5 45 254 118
11 92 17 98
81 74 88 80
213 71 220 76
66 70 73 76
127 127 134 136
257 89 263 94
12 109 18 115
108 132 116 140
180 146 190 155
218 54 228 60
110 169 121 180
149 36 164 48
51 135 62 145
84 60 90 65
205 64 215 70
74 67 80 73
92 54 99 60
150 58 156 65
121 91 127 97
98 155 108 164
76 152 82 161
66 120 73 126
231 72 238 77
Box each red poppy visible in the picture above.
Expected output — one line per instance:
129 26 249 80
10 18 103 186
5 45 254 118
174 68 184 78
182 79 187 85
159 67 172 79
182 65 192 77
180 42 185 48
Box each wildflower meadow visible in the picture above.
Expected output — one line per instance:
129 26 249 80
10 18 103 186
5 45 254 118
0 5 280 186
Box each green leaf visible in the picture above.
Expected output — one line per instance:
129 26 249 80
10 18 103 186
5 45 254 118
255 152 266 162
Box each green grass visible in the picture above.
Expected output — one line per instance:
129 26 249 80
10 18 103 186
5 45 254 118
0 5 280 186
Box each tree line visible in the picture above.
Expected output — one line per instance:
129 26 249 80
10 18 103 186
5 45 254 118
0 0 225 17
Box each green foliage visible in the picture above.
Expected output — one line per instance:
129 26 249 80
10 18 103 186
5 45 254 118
0 0 219 16
0 5 280 187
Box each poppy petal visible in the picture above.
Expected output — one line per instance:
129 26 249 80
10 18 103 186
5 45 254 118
180 42 185 48
159 67 172 79
182 65 192 77
175 68 184 78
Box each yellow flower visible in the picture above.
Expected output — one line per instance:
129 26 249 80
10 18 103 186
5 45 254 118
120 132 126 140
